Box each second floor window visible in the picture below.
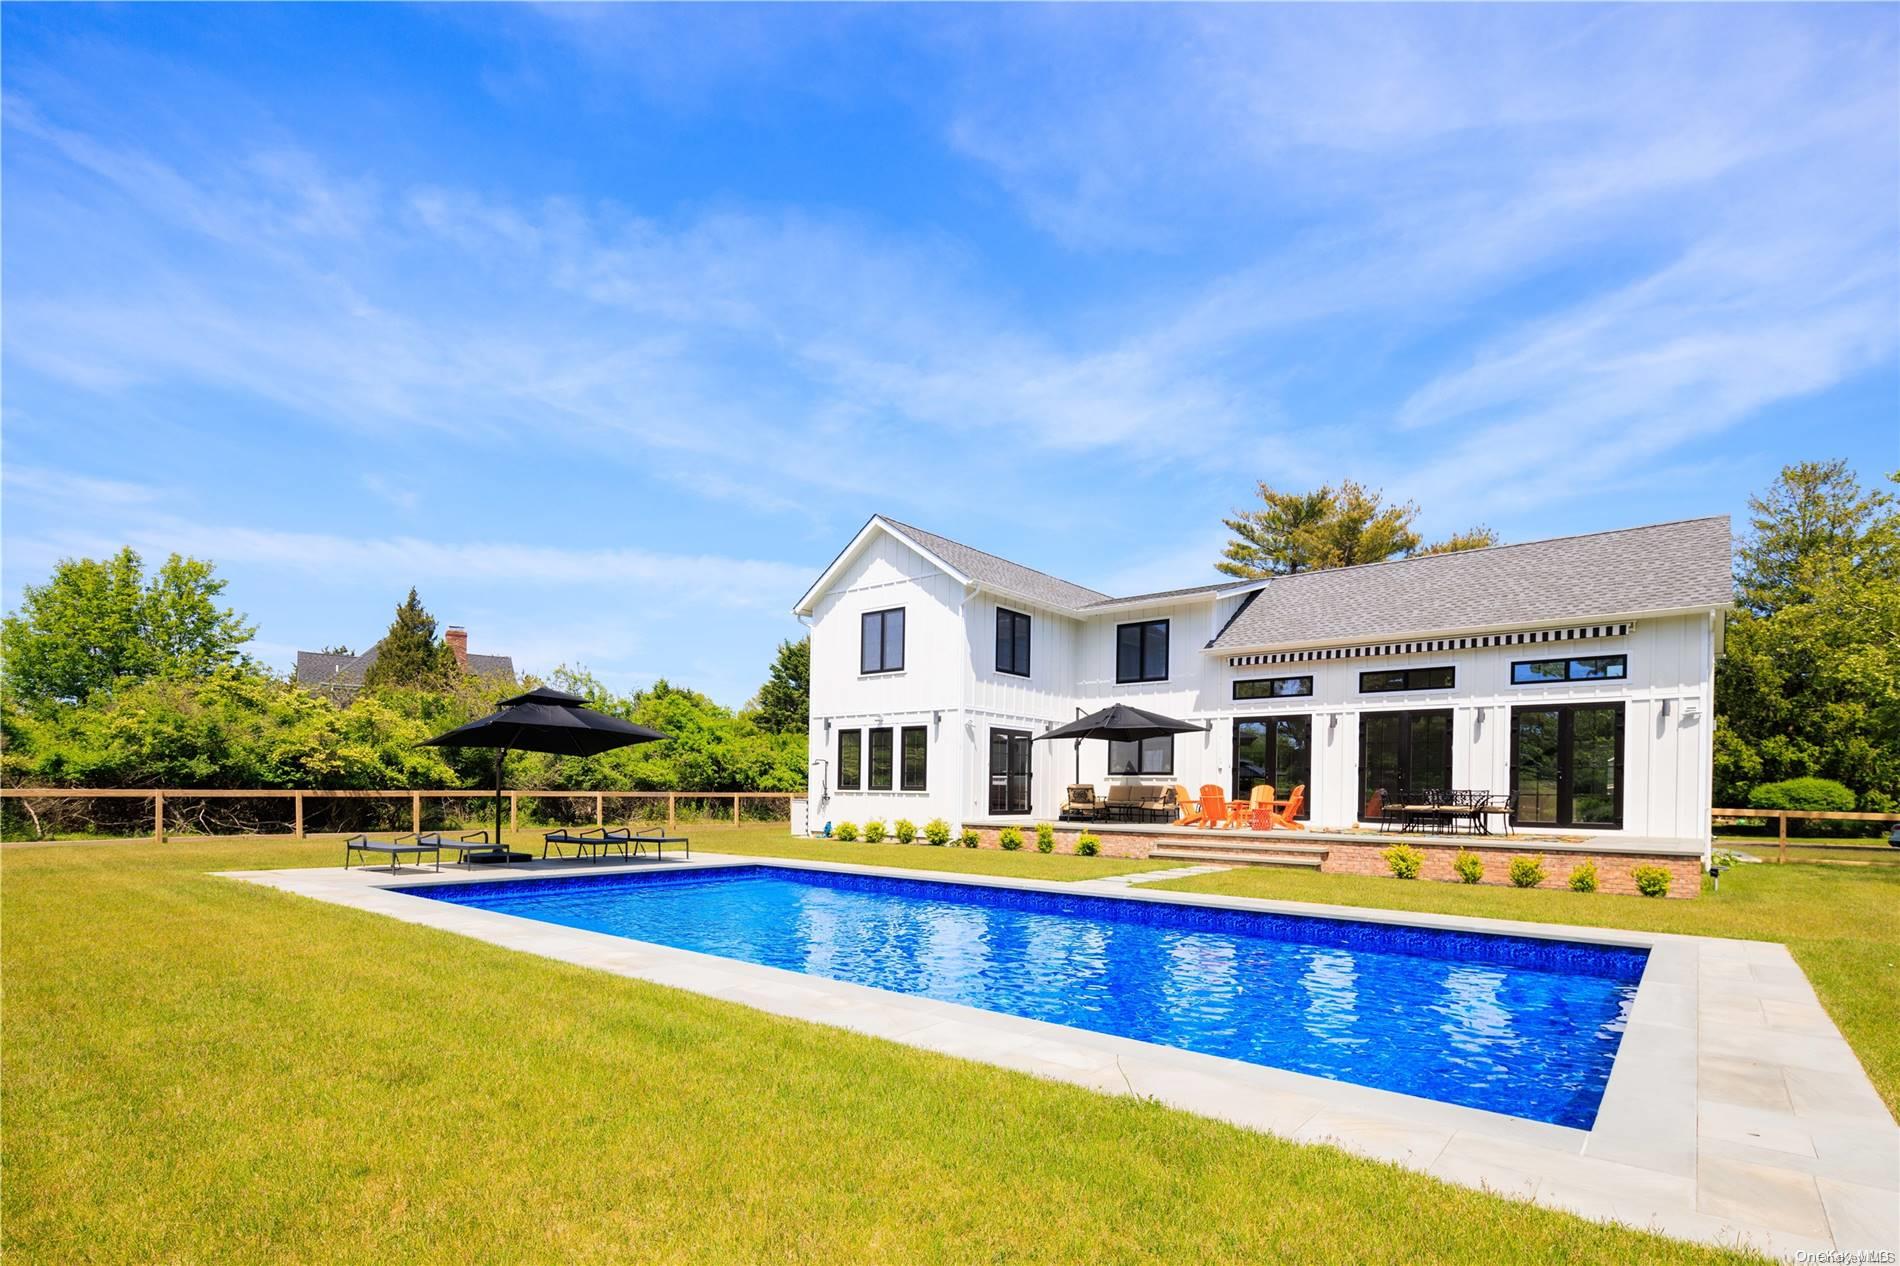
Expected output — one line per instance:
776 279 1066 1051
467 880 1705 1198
867 727 894 790
1116 620 1169 683
837 729 862 790
996 608 1031 677
861 608 905 674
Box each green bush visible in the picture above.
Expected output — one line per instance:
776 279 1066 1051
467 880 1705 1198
1567 861 1599 893
894 818 916 844
923 818 952 846
1381 844 1424 880
998 825 1024 851
1076 832 1101 857
1632 865 1672 898
1035 822 1055 853
1747 777 1860 837
833 821 858 842
958 828 979 849
1452 850 1484 884
1508 856 1546 888
863 820 886 844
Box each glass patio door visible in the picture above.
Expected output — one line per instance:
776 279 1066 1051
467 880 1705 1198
1511 704 1624 828
988 729 1032 815
1232 716 1311 818
1358 709 1453 820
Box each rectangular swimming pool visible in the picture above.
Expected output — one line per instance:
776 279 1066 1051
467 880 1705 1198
398 865 1646 1128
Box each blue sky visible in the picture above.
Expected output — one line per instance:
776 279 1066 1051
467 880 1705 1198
4 4 1896 706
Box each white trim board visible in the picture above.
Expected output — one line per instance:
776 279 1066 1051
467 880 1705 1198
226 856 1898 1260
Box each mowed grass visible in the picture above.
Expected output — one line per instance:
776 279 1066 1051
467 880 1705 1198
1150 860 1900 1116
2 830 1766 1265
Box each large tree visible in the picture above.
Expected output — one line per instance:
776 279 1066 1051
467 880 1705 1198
1217 480 1497 578
1714 461 1899 809
361 588 458 691
748 637 810 735
1 548 255 703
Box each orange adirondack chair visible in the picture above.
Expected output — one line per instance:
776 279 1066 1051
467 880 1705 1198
1172 784 1208 826
1199 784 1232 829
1273 784 1307 831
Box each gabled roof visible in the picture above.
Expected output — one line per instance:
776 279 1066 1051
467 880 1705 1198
1209 515 1733 652
293 644 516 692
878 518 1113 611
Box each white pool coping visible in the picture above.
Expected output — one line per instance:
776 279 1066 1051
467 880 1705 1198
225 853 1899 1260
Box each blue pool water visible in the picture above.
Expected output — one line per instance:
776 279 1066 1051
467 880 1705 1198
399 865 1646 1128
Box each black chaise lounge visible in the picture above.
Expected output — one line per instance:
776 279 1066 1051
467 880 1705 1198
344 833 441 872
542 825 691 862
420 830 503 866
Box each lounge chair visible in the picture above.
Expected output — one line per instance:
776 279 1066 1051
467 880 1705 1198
1139 785 1177 823
344 833 440 873
1273 785 1306 831
618 825 690 859
1199 785 1234 830
1172 784 1207 826
1060 784 1101 821
423 830 501 865
543 826 622 861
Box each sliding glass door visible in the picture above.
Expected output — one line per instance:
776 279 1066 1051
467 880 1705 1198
1233 716 1311 818
1511 704 1624 828
1358 709 1452 820
988 729 1032 816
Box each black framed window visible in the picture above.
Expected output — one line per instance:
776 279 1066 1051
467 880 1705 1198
1107 735 1174 776
901 726 928 791
1359 666 1455 693
1234 675 1313 701
860 608 905 674
1512 703 1624 828
837 729 861 790
1116 620 1169 683
1359 709 1453 819
867 727 893 790
996 608 1032 677
1511 655 1627 685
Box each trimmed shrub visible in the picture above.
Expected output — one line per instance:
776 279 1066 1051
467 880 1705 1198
863 820 887 844
998 825 1024 851
924 818 952 846
1452 850 1484 884
1076 832 1101 857
1567 860 1599 893
894 818 916 844
959 828 979 849
1747 777 1860 837
1035 822 1056 853
1632 865 1672 898
1508 856 1546 888
1381 843 1424 880
833 821 859 842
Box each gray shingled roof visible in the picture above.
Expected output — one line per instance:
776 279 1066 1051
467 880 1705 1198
880 517 1112 610
294 644 516 692
1209 516 1733 651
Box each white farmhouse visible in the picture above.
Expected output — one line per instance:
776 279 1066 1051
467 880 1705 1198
794 515 1732 883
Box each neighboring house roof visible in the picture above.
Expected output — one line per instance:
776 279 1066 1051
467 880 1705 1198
878 518 1114 611
1209 516 1734 653
293 644 516 692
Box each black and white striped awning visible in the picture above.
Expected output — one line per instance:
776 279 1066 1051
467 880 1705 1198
1226 623 1632 668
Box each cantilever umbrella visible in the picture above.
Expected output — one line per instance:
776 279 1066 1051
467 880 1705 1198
421 686 668 862
1036 703 1204 783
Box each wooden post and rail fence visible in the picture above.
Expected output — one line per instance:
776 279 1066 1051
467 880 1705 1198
0 787 797 844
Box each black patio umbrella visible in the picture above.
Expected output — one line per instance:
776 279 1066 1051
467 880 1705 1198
1035 703 1205 782
421 686 668 861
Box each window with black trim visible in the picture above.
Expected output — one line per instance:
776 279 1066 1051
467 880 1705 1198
1107 735 1174 776
1511 655 1627 685
1359 666 1455 693
901 726 928 790
1234 675 1313 701
867 727 893 790
996 608 1032 677
860 609 905 674
837 729 862 790
1116 620 1169 683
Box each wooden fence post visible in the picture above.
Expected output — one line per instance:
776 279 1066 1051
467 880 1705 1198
595 793 604 826
154 791 166 844
1778 811 1788 864
667 793 676 835
509 792 518 835
733 793 741 826
411 791 421 836
294 791 305 839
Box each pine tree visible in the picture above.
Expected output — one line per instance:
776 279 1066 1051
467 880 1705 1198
1217 480 1494 578
749 637 810 734
362 588 456 690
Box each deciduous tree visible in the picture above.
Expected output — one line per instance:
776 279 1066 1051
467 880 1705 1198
1217 480 1496 578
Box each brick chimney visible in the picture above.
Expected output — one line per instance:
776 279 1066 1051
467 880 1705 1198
445 626 469 669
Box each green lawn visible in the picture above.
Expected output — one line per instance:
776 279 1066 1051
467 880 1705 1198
1 828 1769 1265
1148 860 1900 1116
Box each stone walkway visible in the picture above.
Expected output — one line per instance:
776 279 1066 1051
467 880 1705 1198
1084 863 1231 888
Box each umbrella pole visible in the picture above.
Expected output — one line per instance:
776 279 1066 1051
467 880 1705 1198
494 745 510 863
